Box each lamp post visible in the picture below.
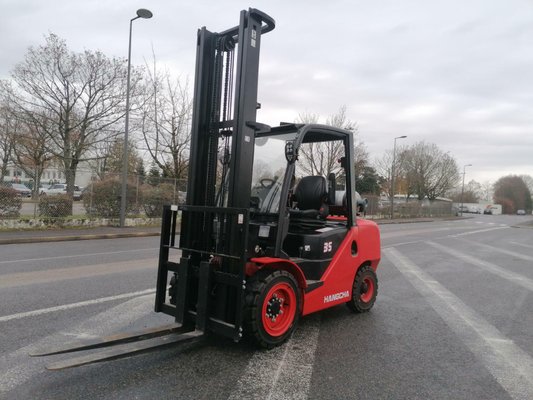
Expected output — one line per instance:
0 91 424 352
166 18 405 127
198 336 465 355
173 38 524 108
460 164 472 216
120 8 153 228
390 135 407 219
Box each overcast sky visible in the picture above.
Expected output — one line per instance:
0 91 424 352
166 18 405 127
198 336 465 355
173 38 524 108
2 0 533 184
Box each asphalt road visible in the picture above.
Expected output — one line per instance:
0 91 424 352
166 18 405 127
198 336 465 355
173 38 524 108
1 214 532 399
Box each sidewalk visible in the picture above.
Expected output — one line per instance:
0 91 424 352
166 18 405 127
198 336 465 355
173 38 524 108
0 217 462 245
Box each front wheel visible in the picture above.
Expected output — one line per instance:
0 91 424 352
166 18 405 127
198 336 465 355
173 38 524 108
346 265 378 313
244 270 300 348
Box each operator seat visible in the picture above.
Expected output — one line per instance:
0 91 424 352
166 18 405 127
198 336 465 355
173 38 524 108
291 176 329 219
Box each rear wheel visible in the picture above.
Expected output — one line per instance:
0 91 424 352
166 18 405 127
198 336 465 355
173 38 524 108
244 270 300 348
346 265 378 313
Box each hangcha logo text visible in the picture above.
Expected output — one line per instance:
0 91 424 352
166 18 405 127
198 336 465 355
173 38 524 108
323 290 350 303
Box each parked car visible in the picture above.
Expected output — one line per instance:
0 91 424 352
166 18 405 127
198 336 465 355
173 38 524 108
42 183 83 200
483 208 492 215
45 183 67 196
75 186 84 201
517 209 526 215
39 184 52 195
2 182 31 197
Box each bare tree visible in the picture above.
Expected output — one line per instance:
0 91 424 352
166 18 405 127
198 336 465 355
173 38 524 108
373 150 393 198
481 180 493 202
8 33 140 196
0 84 19 184
102 139 142 176
494 175 532 213
448 180 482 203
466 180 483 199
86 138 115 180
373 145 412 201
296 105 366 177
402 142 459 200
138 55 192 182
296 110 320 125
12 114 55 197
449 190 479 204
520 174 533 197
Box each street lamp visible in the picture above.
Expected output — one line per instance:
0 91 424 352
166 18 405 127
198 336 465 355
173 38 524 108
120 8 153 228
390 135 407 219
460 164 472 217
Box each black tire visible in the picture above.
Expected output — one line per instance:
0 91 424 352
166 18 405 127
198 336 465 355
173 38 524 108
346 265 378 313
244 270 301 349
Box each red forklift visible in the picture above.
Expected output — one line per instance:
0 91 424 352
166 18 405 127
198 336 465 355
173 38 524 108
32 8 380 369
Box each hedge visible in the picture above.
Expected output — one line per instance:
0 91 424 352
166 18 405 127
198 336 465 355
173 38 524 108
83 179 138 218
39 194 73 218
142 183 177 217
0 186 22 218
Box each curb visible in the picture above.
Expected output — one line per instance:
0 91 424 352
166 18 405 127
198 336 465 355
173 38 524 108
376 219 433 225
0 231 160 245
374 216 467 225
0 217 462 245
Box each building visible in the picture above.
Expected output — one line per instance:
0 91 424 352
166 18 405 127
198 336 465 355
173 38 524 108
2 163 93 189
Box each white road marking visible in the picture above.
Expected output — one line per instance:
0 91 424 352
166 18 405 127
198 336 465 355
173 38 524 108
384 248 533 400
382 239 423 248
228 315 321 400
459 239 533 262
380 225 478 240
0 247 158 264
0 258 158 288
509 241 533 250
0 288 155 322
426 241 533 292
448 226 508 237
0 293 158 395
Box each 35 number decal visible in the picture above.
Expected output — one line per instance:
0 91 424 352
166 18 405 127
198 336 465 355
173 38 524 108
323 241 332 253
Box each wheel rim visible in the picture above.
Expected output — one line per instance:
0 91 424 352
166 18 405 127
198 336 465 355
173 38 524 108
360 277 375 303
261 282 297 337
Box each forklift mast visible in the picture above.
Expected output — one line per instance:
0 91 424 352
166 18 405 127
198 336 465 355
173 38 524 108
154 9 276 341
187 8 274 210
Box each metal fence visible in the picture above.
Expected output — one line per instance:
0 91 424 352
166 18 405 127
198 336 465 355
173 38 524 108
0 174 187 227
363 194 454 219
1 176 456 228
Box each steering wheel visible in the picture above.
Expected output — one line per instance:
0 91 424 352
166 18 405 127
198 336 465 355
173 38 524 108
260 178 275 188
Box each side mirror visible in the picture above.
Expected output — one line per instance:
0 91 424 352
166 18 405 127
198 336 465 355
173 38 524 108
285 140 298 163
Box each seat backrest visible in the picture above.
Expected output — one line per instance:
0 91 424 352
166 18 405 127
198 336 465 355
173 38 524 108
294 176 327 211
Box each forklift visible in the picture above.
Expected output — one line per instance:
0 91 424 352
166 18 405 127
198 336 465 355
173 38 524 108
32 8 380 369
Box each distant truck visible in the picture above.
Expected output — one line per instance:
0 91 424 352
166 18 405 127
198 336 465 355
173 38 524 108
457 204 481 214
483 204 502 215
455 202 501 215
